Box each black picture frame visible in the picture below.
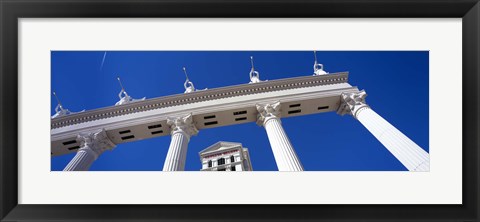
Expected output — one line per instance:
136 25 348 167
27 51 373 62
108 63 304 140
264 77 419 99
1 0 479 221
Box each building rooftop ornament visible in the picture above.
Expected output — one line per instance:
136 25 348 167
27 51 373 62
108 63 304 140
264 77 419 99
115 77 146 106
182 67 207 93
249 56 263 83
313 51 328 76
51 92 84 119
183 67 196 93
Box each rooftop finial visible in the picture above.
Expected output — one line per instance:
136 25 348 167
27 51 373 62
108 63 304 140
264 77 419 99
183 67 190 81
249 56 261 83
250 56 255 71
117 76 125 92
313 51 328 76
53 91 63 108
183 67 196 93
52 91 84 119
115 76 145 106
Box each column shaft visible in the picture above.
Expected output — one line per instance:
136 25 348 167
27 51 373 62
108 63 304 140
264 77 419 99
264 118 304 171
63 129 115 171
63 147 97 171
163 114 198 171
163 132 190 171
356 107 430 171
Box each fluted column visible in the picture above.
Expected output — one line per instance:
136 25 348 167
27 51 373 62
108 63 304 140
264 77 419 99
163 114 198 171
257 102 304 171
338 90 430 171
63 129 116 171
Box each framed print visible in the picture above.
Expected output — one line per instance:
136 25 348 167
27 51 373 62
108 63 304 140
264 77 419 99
1 0 479 221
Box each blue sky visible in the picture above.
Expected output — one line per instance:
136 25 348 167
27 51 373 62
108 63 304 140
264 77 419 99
51 51 429 171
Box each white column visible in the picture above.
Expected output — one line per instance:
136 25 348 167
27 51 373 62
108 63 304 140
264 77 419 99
63 129 116 171
257 102 304 171
163 114 198 171
338 90 430 171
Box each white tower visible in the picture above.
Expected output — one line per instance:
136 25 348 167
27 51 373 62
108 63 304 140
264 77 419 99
199 141 253 171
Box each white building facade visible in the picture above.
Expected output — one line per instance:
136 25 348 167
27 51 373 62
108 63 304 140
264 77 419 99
199 142 253 171
51 54 429 171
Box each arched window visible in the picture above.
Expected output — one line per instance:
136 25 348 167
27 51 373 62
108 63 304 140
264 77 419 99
208 160 212 168
230 155 235 163
218 158 225 165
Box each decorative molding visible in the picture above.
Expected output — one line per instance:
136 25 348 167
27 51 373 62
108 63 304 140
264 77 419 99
256 101 281 126
77 129 116 159
51 72 349 129
167 114 199 139
337 90 369 118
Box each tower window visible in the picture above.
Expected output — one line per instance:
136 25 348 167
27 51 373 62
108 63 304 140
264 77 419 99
218 158 225 165
231 165 236 171
230 155 235 163
208 160 212 168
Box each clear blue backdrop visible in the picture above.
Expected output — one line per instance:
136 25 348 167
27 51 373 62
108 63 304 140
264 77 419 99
51 51 429 171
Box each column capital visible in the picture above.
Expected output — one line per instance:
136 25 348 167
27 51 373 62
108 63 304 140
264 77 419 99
337 90 369 118
76 129 116 159
256 101 281 126
167 113 199 139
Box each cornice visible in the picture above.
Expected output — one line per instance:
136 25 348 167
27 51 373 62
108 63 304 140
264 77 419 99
51 72 349 129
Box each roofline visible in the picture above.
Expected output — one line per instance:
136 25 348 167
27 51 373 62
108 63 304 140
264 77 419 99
51 72 349 129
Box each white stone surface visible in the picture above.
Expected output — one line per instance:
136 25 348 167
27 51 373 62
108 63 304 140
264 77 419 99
356 108 430 171
163 114 198 171
257 102 304 171
63 129 116 171
51 73 357 156
339 91 430 171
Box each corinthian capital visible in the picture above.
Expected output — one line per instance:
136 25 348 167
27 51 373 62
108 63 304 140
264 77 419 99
337 90 369 118
256 101 281 126
77 129 116 159
167 114 199 138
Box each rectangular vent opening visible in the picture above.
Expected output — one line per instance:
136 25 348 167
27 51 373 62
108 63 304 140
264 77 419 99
289 104 301 108
119 130 131 134
318 106 329 110
148 124 162 129
233 110 247 115
235 117 247 121
151 130 163 135
204 115 216 119
204 121 218 126
67 146 80 150
121 135 135 140
288 109 302 114
62 140 77 146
